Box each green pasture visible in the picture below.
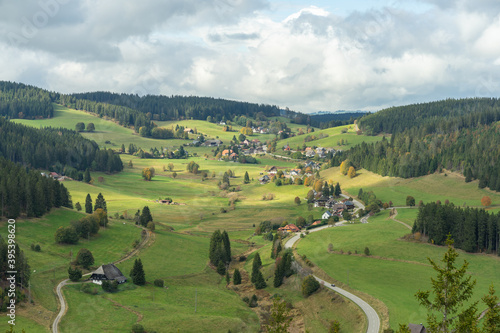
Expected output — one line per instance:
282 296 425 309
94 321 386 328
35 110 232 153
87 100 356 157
297 210 500 328
321 167 500 208
13 104 193 152
276 124 385 150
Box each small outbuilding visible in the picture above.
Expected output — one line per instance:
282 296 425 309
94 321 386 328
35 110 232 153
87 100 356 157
90 264 127 285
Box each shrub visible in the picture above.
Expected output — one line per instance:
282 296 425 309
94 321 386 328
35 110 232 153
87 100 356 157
364 247 370 256
154 279 164 287
131 324 145 333
302 275 320 297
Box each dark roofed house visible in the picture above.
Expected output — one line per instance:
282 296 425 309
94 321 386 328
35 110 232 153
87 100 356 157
90 264 127 285
408 324 427 333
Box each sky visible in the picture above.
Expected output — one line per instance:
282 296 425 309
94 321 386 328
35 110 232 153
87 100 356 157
1 0 500 113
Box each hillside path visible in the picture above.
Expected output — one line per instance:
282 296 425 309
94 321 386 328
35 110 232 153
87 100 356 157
52 225 153 333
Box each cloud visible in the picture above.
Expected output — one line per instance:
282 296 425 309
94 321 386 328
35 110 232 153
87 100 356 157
1 0 500 112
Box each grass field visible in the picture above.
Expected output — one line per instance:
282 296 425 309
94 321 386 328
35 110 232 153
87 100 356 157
276 124 385 151
321 167 500 208
297 210 500 328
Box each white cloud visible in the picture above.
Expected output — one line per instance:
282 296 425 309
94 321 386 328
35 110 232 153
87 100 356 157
1 0 500 112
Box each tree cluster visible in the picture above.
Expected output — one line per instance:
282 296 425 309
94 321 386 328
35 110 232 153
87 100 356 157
0 157 72 219
130 259 146 285
55 210 107 244
412 202 500 253
209 230 231 272
251 253 266 289
0 237 30 289
273 250 294 288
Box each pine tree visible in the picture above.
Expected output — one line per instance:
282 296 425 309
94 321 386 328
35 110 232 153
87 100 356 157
233 269 242 285
334 182 341 197
139 206 153 227
415 235 478 331
221 230 231 263
244 171 250 184
254 270 267 289
94 192 107 212
85 194 92 214
251 253 262 283
130 259 146 285
84 168 91 183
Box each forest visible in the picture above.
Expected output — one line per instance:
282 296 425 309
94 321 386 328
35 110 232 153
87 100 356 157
412 202 500 254
0 157 72 219
64 91 286 122
0 81 54 119
0 118 123 176
331 98 500 192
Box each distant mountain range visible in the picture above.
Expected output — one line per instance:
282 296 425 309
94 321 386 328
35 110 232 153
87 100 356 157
308 110 370 116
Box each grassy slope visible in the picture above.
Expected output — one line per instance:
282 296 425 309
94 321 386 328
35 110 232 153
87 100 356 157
298 210 500 328
321 167 500 208
276 124 385 151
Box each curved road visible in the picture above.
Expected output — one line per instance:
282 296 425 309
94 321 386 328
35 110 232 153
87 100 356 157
52 226 152 333
285 200 380 333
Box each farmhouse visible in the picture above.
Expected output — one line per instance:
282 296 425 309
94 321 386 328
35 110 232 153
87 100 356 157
90 264 127 285
202 139 223 147
408 324 427 333
259 175 270 184
278 224 300 233
268 166 278 175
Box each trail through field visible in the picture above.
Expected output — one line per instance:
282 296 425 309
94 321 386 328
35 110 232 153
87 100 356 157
389 209 412 230
52 225 154 333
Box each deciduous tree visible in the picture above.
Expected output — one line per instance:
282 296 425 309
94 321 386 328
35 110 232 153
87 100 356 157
76 248 94 269
481 196 492 207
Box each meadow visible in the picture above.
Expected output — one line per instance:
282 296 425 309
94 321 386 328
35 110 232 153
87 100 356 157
297 210 500 328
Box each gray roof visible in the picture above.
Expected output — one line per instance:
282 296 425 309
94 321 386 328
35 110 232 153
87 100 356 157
93 264 126 283
408 324 426 333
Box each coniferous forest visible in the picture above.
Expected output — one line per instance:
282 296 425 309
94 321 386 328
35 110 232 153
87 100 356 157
0 157 72 219
412 202 500 254
0 81 54 119
332 98 500 192
0 117 123 176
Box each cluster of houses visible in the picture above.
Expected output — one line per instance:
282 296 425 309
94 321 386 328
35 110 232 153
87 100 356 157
40 172 72 181
318 198 355 219
304 147 337 158
258 162 321 184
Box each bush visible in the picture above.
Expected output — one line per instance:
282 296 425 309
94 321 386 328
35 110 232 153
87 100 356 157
364 247 370 256
302 275 320 297
154 279 164 287
68 266 82 282
81 283 98 295
102 280 118 292
131 324 145 333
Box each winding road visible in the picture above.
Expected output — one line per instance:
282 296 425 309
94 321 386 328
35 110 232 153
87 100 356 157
52 225 152 333
285 197 381 333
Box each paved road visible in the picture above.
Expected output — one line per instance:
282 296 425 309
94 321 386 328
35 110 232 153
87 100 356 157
285 211 380 333
52 225 152 333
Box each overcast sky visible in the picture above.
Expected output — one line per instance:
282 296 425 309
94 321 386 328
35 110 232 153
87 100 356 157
1 0 500 113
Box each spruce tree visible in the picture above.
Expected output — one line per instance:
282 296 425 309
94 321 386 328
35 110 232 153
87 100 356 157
94 192 107 212
130 259 146 285
251 253 262 283
139 206 153 227
233 269 241 285
217 260 226 275
244 171 250 184
334 182 341 197
254 270 267 289
85 194 92 214
84 168 91 183
221 230 231 263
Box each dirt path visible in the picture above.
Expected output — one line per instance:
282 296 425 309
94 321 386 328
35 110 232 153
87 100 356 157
52 224 154 333
389 209 412 230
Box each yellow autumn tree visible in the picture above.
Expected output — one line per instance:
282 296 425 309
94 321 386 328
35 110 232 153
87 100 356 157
340 159 351 175
347 166 356 178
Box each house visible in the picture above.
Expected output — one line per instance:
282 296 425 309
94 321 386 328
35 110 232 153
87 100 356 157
229 153 238 160
222 149 233 156
408 324 427 333
278 224 300 233
305 150 316 158
332 203 347 211
283 143 290 151
183 128 194 134
159 199 172 204
325 198 337 208
268 166 278 175
314 196 329 207
202 139 223 147
49 172 60 179
344 201 355 209
259 175 270 184
90 264 127 285
322 211 333 220
311 221 322 226
242 139 250 146
251 139 261 144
